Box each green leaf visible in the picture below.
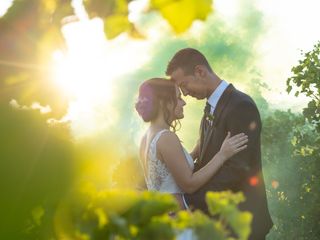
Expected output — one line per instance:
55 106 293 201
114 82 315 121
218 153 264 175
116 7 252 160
227 211 252 240
104 14 131 39
150 0 213 33
291 136 298 146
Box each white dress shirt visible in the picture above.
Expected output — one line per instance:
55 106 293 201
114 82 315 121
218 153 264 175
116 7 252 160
207 80 229 114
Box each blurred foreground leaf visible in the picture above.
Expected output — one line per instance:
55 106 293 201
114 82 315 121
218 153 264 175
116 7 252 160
150 0 213 33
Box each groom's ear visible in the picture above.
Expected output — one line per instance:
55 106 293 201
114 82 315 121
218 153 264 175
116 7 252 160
194 65 207 78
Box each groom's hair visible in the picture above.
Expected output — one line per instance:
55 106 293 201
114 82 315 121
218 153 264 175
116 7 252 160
166 48 213 76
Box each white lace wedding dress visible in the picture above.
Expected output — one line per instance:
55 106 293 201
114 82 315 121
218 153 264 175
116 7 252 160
142 129 196 240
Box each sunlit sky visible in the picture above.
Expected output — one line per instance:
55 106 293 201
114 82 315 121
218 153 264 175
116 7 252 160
1 0 320 140
217 0 320 109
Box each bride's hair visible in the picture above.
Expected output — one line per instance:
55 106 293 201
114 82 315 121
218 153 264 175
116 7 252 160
135 78 180 131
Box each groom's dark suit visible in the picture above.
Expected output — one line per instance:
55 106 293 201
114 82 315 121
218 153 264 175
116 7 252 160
184 84 273 239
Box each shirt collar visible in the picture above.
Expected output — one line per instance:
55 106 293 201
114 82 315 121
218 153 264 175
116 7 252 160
207 80 229 111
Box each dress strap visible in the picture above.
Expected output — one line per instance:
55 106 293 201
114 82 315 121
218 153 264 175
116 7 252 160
150 129 170 148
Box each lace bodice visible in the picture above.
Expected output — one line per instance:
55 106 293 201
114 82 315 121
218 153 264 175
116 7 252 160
143 129 194 193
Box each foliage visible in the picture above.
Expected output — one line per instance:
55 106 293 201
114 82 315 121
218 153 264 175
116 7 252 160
287 41 320 132
150 0 212 33
0 103 74 239
0 0 72 117
284 41 320 239
83 0 213 38
206 192 252 240
55 189 251 240
260 41 320 239
261 110 320 239
83 0 135 39
260 43 320 240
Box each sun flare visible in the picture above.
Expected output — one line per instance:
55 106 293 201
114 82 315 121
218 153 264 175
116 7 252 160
53 18 112 102
51 17 151 138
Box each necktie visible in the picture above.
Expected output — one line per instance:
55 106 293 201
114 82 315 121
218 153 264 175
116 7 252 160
198 102 212 165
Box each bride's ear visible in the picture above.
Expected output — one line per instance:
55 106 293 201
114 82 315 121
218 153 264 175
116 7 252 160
158 100 165 110
160 100 173 113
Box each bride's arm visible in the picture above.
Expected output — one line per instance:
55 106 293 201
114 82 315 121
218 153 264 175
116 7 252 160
157 132 248 194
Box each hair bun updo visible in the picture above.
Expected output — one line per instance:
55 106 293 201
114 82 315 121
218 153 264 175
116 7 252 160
135 78 179 130
135 82 157 122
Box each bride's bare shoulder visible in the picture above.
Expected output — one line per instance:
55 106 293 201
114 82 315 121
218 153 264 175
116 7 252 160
157 131 181 149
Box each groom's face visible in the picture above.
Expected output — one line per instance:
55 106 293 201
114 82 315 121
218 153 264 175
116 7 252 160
170 68 207 100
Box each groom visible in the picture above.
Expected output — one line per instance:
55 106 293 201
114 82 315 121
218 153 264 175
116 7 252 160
166 48 273 240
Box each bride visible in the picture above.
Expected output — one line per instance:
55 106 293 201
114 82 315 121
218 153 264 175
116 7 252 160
135 78 248 234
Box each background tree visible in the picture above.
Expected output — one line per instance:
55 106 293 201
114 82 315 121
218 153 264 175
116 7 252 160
261 41 320 240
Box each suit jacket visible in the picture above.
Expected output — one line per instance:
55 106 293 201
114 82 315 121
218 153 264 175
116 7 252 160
185 84 273 238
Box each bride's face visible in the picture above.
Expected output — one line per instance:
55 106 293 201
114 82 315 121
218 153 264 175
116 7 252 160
172 86 186 120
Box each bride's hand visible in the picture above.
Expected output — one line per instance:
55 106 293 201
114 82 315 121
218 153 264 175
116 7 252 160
190 139 200 159
219 132 248 161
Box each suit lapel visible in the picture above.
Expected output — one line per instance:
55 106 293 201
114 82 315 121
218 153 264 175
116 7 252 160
198 84 235 164
212 84 235 126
